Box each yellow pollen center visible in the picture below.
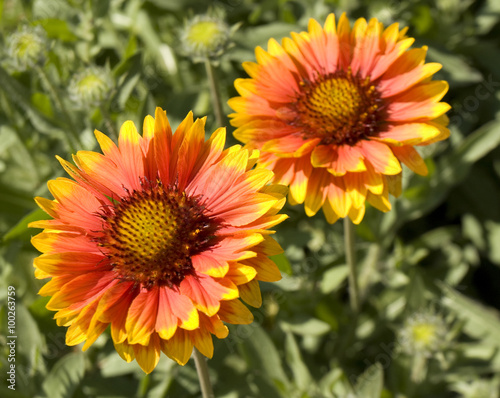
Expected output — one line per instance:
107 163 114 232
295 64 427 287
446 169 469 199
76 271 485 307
187 21 223 48
78 74 105 92
292 70 386 145
308 77 362 127
98 183 219 288
412 323 437 347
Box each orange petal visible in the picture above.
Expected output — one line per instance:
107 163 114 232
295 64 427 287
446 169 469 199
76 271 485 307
239 280 262 308
96 281 136 344
366 184 391 212
47 271 116 312
31 232 99 255
225 263 257 285
114 341 135 362
243 254 282 282
375 123 443 146
322 199 340 224
73 151 127 196
190 324 214 359
180 274 238 316
388 81 450 121
161 329 193 366
304 169 330 216
391 146 428 175
177 118 206 190
38 275 73 297
218 299 254 325
65 300 100 346
133 333 161 374
156 286 199 340
117 121 145 191
126 286 159 345
358 140 401 175
348 204 365 225
34 252 109 276
289 156 313 204
154 107 173 185
205 315 229 339
327 178 351 218
255 236 284 256
345 172 368 209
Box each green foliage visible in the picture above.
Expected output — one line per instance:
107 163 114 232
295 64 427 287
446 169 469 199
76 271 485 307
1 0 500 397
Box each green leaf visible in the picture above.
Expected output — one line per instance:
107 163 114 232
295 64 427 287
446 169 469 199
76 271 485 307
281 317 331 336
3 208 47 242
31 92 54 118
383 118 500 240
319 368 343 398
112 53 143 111
42 352 85 398
15 304 47 364
462 214 486 250
355 363 384 398
271 253 292 275
240 325 288 387
284 332 313 391
486 221 500 265
320 265 349 294
477 0 500 34
440 282 500 347
426 47 482 87
99 352 142 377
35 19 77 42
0 66 60 136
451 119 500 166
234 22 299 49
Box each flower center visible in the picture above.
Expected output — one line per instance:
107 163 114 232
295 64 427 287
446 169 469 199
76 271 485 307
97 182 220 289
292 69 387 145
187 21 223 48
412 323 437 347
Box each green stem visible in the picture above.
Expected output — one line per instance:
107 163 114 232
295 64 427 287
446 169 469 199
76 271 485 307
193 348 214 398
100 105 118 141
344 217 360 313
35 65 81 152
204 59 225 128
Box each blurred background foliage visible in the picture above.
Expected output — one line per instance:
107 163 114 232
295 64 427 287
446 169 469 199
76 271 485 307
1 0 500 397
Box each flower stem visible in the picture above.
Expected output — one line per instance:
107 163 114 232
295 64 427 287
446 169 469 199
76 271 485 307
193 348 214 398
100 105 118 141
204 59 225 128
344 217 360 313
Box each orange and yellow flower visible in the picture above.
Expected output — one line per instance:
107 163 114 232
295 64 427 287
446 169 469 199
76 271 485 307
229 13 450 224
30 108 287 373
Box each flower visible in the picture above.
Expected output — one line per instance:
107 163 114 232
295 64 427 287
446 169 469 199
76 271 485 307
398 310 447 356
30 108 287 373
180 13 234 63
228 13 450 224
7 25 48 71
68 66 113 107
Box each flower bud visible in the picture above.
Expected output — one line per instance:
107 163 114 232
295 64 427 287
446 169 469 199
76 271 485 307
68 66 113 108
7 26 48 71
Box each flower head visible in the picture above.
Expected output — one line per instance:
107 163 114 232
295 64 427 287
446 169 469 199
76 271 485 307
180 13 233 63
30 108 287 373
229 13 450 224
398 310 447 356
68 66 113 107
7 25 48 71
